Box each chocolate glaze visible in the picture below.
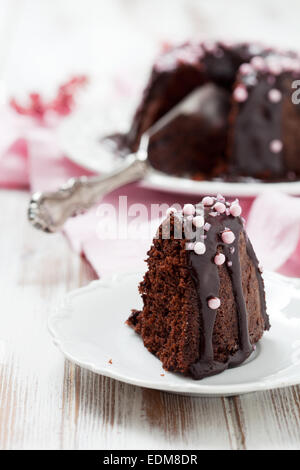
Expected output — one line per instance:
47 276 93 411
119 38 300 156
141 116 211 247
183 208 268 380
124 40 300 182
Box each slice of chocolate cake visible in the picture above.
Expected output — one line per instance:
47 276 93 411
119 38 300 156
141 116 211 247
127 195 270 380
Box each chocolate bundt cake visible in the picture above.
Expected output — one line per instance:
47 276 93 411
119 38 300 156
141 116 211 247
127 195 270 380
126 41 300 181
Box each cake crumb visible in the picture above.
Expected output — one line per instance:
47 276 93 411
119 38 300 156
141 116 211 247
108 359 112 365
160 373 165 377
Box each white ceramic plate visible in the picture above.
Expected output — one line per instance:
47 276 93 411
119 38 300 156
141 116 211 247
48 271 300 397
58 88 300 197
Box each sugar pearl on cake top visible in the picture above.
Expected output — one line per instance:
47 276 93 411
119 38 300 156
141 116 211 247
214 253 225 265
233 85 248 102
230 203 242 217
216 193 225 202
270 139 283 153
193 215 204 228
227 261 233 267
204 222 211 231
268 88 282 103
202 196 214 206
214 202 226 213
194 241 206 255
221 229 235 244
267 60 282 75
208 297 221 310
251 56 265 71
239 63 253 75
183 203 195 216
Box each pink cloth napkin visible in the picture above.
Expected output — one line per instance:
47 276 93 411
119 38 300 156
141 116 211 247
1 102 300 279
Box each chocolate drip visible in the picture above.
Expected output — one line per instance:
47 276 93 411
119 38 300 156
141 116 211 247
187 211 267 380
246 238 270 330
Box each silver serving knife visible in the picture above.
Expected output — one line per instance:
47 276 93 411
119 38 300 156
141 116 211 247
28 84 227 232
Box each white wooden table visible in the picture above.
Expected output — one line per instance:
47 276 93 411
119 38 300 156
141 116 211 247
0 0 300 450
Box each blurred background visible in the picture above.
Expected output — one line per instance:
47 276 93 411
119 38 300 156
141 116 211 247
2 0 300 100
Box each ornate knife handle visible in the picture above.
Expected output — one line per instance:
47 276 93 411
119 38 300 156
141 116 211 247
28 154 148 233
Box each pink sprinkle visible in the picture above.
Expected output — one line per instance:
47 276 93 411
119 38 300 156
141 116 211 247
194 242 206 255
193 215 204 228
216 193 225 202
204 223 211 231
239 63 253 75
268 88 282 103
203 41 216 53
214 202 226 213
202 196 214 206
251 56 265 71
214 253 226 265
227 261 233 267
230 247 235 254
268 61 282 75
209 212 218 217
208 297 221 310
183 204 195 216
270 139 283 153
233 85 248 102
225 208 231 216
230 204 242 217
221 229 235 244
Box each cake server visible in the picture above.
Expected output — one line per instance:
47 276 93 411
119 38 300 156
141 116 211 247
28 84 227 232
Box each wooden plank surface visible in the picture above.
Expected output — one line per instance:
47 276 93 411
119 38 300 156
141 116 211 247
0 190 299 450
0 0 300 450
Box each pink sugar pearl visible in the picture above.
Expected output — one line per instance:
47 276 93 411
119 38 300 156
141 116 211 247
194 241 206 255
214 202 226 213
202 196 214 206
251 56 265 71
268 62 282 75
216 193 225 202
208 297 221 310
230 204 242 217
183 204 195 216
270 139 283 153
221 229 235 244
268 88 282 103
233 85 248 102
214 253 225 265
239 63 253 75
193 215 204 228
